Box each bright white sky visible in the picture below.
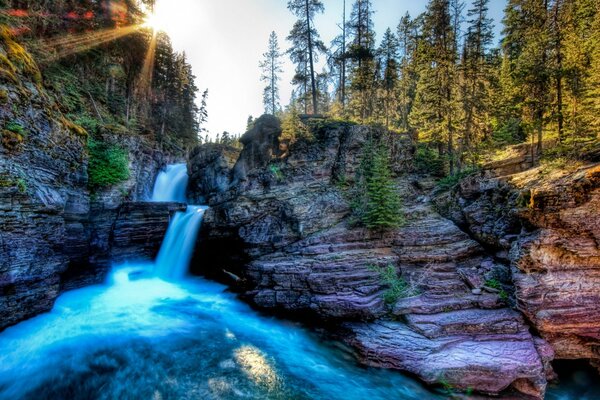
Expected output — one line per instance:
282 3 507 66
151 0 506 138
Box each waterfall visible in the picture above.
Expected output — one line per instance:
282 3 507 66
151 163 189 203
148 163 206 280
154 205 208 280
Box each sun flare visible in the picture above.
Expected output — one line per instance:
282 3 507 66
142 0 200 40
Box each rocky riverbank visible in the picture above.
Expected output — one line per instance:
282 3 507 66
186 115 599 398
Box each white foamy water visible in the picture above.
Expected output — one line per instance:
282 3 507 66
151 163 189 202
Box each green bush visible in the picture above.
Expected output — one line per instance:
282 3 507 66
436 167 479 191
88 138 130 189
492 117 526 144
414 144 446 177
370 265 411 305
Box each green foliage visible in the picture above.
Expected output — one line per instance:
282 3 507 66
280 108 312 143
6 121 26 136
16 178 27 194
370 264 411 305
414 145 446 177
352 141 404 230
485 278 509 302
269 164 284 182
87 138 130 190
436 167 479 191
492 118 526 145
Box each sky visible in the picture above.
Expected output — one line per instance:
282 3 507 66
153 0 507 138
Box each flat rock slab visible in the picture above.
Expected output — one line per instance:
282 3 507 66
343 320 547 398
405 308 526 338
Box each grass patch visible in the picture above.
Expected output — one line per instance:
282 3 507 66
370 265 412 305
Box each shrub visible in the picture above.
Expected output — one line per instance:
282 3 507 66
87 138 130 189
436 167 479 191
280 108 311 143
492 117 526 144
370 265 411 305
414 144 447 177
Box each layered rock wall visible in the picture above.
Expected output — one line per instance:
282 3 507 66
437 162 600 372
190 116 554 398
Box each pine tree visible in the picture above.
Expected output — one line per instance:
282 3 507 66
378 28 400 128
287 0 326 115
347 0 377 122
329 0 349 113
410 0 459 174
396 13 421 132
362 143 403 230
260 31 284 115
502 0 551 158
460 0 494 165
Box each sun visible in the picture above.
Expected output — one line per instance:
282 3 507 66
143 12 167 32
141 0 200 39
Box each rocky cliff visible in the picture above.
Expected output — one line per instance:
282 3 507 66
0 30 177 329
189 115 559 398
436 158 600 374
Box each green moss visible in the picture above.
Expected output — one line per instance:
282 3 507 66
87 138 130 190
1 26 42 84
61 116 88 137
0 89 7 104
6 121 26 135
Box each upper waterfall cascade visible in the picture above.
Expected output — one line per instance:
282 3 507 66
151 163 189 203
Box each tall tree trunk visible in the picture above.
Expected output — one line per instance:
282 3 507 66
341 0 346 109
553 0 564 143
271 55 276 114
306 0 318 114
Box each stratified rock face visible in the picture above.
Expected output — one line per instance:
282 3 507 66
188 143 240 204
0 61 88 329
111 202 187 264
512 166 600 363
0 37 171 328
439 162 600 372
192 116 552 398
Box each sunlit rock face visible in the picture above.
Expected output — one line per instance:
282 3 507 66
438 161 600 372
191 116 553 398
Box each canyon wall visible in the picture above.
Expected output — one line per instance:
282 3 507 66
436 159 600 372
0 34 176 329
189 115 558 399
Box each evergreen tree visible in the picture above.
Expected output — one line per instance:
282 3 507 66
287 0 326 114
410 0 459 174
378 28 400 128
396 13 421 132
502 0 551 157
260 31 284 115
329 0 348 112
356 142 403 230
347 0 377 122
459 0 495 165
